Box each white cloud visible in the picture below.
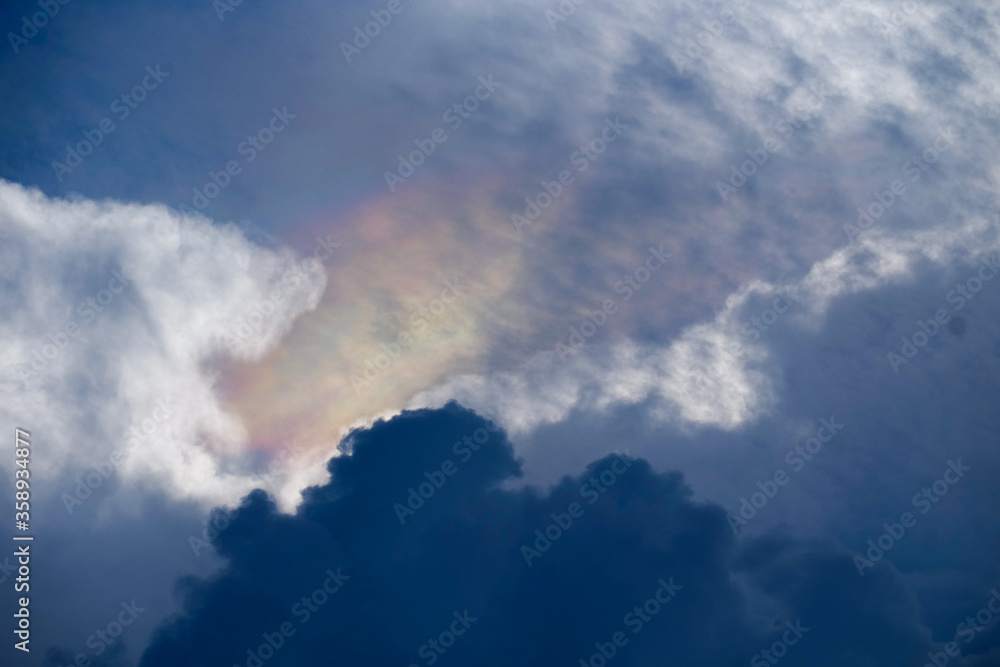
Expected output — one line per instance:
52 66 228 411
0 180 326 508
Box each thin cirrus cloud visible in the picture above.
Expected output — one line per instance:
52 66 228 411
207 0 999 465
407 214 1000 438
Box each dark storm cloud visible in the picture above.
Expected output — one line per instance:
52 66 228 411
139 402 945 666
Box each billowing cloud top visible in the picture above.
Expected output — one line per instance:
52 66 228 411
138 403 943 667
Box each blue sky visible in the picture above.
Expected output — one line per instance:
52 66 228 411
1 0 1000 665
